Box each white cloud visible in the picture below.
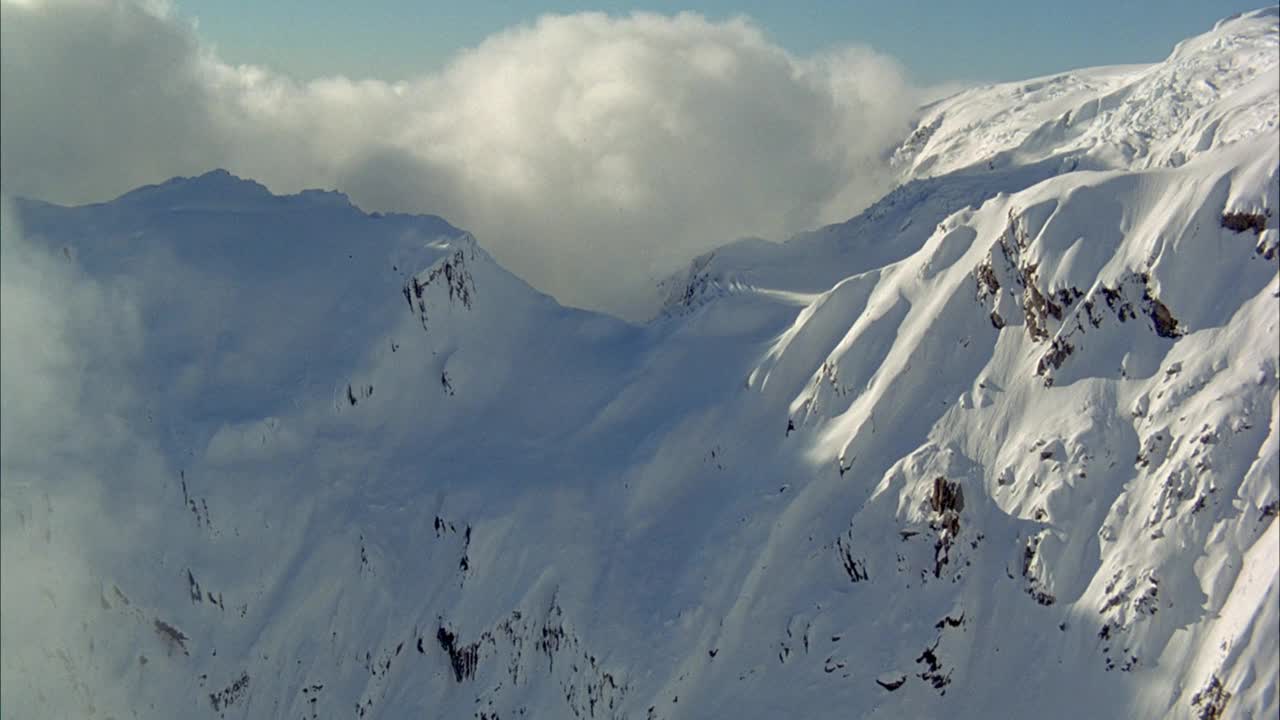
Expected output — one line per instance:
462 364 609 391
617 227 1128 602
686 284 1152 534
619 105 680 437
1 1 921 318
0 0 225 204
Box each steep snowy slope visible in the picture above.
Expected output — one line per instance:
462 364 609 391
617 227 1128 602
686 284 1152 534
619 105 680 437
2 9 1278 720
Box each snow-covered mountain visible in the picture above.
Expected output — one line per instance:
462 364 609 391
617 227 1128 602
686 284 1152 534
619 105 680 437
2 8 1277 720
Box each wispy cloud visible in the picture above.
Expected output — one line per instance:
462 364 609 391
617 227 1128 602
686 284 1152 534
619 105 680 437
0 195 165 716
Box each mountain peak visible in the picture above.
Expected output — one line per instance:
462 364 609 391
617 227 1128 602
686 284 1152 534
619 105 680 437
1215 5 1280 31
112 168 273 207
892 7 1278 181
109 169 366 214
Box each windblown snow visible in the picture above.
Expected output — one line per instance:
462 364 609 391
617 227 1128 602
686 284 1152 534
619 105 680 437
2 8 1277 720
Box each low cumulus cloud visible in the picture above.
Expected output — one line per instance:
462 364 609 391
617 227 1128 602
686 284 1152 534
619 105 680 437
1 0 920 318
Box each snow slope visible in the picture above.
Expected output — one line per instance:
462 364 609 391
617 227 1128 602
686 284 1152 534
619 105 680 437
2 9 1277 720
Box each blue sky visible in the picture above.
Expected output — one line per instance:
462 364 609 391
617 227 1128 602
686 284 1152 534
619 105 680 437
176 0 1270 84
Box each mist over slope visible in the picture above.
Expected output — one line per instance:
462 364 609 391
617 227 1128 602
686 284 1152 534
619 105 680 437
2 8 1278 720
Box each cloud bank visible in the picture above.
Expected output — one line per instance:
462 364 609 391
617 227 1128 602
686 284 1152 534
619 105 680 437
1 0 920 318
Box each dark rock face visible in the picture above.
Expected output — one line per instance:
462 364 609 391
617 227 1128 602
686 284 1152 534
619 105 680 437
1221 211 1267 235
437 626 480 682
